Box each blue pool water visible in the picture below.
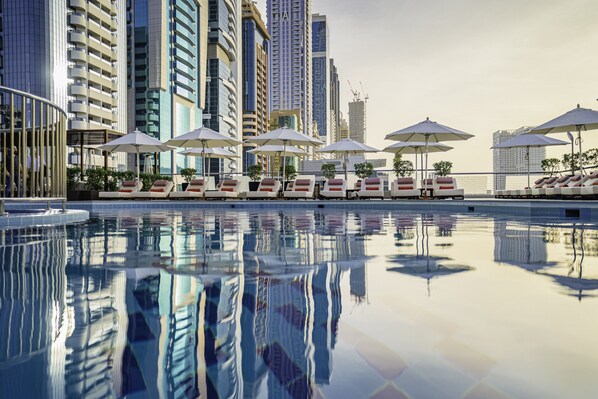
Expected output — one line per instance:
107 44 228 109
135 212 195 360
1 210 597 399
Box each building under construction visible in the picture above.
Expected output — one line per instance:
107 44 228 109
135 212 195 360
348 82 368 144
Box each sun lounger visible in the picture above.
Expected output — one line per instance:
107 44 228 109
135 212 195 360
496 177 546 198
433 177 464 199
205 180 242 199
132 180 174 199
170 179 206 199
545 175 576 198
246 178 281 199
391 177 420 199
357 177 384 199
284 178 315 199
580 171 598 198
99 180 142 199
561 172 598 198
320 178 347 199
526 176 558 198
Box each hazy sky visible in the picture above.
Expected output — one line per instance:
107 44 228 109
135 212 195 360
256 0 598 171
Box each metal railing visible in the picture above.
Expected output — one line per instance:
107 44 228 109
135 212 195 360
0 197 67 216
0 86 68 199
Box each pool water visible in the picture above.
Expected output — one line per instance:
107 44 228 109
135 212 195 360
1 210 597 399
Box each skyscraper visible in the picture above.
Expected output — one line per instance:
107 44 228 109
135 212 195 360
242 0 270 173
267 0 313 136
312 14 330 146
329 59 341 143
348 98 366 143
492 127 545 191
128 0 208 174
205 0 242 176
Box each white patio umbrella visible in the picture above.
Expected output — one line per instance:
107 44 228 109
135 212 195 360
383 142 453 184
528 105 598 180
244 126 323 182
492 134 568 188
385 118 474 178
318 138 379 181
98 130 173 182
165 127 242 178
248 145 308 178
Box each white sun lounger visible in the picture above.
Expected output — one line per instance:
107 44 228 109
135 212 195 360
391 177 420 199
246 178 281 199
170 179 206 199
99 180 142 199
320 178 347 199
205 180 242 199
132 180 174 199
284 178 315 199
357 178 384 199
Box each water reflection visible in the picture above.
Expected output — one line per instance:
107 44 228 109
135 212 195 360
388 214 473 295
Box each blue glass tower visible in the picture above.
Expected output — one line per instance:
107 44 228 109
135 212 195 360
312 14 330 145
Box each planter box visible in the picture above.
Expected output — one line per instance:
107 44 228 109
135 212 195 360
68 190 100 201
249 181 261 192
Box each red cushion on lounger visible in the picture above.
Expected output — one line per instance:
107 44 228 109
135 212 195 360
398 187 414 190
328 179 344 186
366 187 380 191
295 188 309 192
118 189 133 193
439 186 454 190
396 178 413 184
534 178 546 185
364 178 380 185
190 179 204 185
593 181 598 186
295 179 311 186
259 188 273 192
222 180 238 187
150 189 165 193
436 177 454 184
122 181 138 187
153 180 169 187
221 188 234 192
261 179 276 186
329 188 343 191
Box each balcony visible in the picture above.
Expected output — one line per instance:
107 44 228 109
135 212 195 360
69 83 87 97
70 119 88 130
69 66 88 80
68 0 86 11
69 30 87 45
68 12 87 28
69 48 87 62
69 101 87 114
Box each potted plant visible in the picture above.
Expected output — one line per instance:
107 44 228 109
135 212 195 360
180 168 197 191
140 173 173 191
354 162 374 180
433 161 453 177
393 154 414 178
80 168 106 200
321 163 336 180
247 163 264 191
280 164 298 190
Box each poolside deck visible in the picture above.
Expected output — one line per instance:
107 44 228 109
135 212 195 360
63 199 598 220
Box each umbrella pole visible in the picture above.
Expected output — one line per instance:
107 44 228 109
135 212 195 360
136 147 140 183
202 142 206 180
414 150 418 186
577 127 585 184
344 153 348 182
526 146 531 189
425 136 429 180
282 142 287 186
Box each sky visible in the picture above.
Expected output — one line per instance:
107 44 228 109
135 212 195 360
256 0 598 172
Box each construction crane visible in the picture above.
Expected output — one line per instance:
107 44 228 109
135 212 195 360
347 80 361 102
360 82 369 104
360 82 369 141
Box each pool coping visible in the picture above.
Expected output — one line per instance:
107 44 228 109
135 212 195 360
0 209 90 228
64 199 598 220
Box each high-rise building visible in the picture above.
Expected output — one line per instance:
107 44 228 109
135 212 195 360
0 0 70 110
329 59 341 143
338 113 349 141
128 0 208 174
242 0 270 173
492 127 544 191
204 0 242 176
312 14 330 146
267 0 313 137
348 98 366 143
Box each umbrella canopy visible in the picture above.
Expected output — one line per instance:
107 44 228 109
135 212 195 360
528 105 598 179
318 139 379 180
492 134 569 188
179 148 240 159
385 118 473 179
244 127 323 181
248 145 308 157
98 130 173 181
166 127 242 148
166 127 241 178
383 142 453 184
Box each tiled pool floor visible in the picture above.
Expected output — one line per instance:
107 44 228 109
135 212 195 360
1 209 597 398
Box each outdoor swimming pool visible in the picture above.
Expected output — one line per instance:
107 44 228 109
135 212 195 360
1 209 597 398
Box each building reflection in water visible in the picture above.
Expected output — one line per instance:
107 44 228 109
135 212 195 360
0 210 370 398
388 214 473 295
493 220 598 300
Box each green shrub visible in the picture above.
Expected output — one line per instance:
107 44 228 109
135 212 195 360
180 168 197 183
280 164 298 181
433 161 453 177
541 158 561 177
85 168 107 191
321 163 336 180
247 163 264 181
393 154 414 178
67 167 82 191
354 162 374 180
140 173 172 191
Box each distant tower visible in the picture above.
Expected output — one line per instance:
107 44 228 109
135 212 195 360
329 59 341 143
347 81 367 143
312 14 331 145
267 0 313 136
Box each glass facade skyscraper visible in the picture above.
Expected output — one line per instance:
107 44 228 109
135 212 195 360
204 0 242 175
128 0 208 174
330 58 341 144
312 14 330 145
241 0 269 173
267 0 313 137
